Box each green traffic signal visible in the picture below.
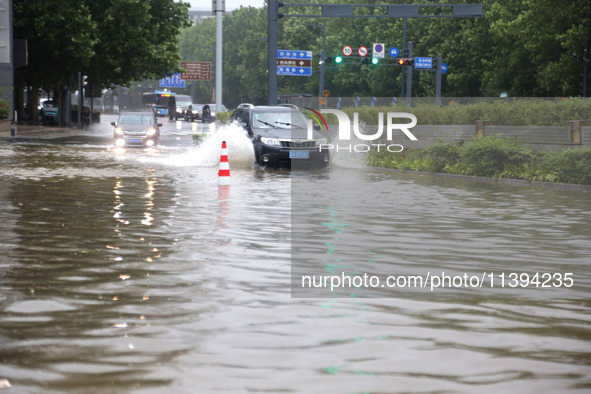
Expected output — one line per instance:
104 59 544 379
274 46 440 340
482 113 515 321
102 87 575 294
335 56 343 63
372 57 379 65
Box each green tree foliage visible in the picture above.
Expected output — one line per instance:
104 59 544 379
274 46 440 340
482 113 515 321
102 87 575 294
85 0 191 87
178 6 269 105
177 0 589 107
13 0 190 118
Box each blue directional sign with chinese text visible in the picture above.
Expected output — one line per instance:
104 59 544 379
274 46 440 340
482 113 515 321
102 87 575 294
159 73 186 88
277 50 313 76
414 57 433 69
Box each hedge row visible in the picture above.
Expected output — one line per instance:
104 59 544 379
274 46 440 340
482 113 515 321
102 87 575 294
367 136 591 186
339 98 591 126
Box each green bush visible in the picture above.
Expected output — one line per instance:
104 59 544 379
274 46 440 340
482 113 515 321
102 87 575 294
423 140 462 172
546 149 591 185
458 136 531 177
367 136 591 186
338 98 591 126
216 111 231 124
0 99 10 119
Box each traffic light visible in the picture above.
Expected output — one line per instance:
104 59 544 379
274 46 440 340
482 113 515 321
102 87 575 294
397 58 414 66
325 56 343 65
361 57 379 65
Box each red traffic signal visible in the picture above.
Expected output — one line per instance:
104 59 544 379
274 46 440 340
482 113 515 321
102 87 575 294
397 58 414 66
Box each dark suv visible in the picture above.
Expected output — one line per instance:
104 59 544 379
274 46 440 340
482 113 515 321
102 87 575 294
230 104 329 168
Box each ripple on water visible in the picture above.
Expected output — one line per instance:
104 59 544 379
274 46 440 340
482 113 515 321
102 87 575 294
0 144 590 392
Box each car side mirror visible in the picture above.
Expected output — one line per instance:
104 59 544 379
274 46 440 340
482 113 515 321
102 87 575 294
111 121 117 126
157 123 163 127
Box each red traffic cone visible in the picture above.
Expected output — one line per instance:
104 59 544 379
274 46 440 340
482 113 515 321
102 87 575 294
218 141 230 185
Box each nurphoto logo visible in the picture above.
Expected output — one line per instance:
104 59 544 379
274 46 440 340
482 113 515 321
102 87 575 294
305 108 418 153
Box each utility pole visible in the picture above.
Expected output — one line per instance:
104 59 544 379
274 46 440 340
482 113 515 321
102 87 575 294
214 0 223 107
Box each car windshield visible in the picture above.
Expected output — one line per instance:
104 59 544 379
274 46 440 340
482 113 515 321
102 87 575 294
118 114 154 125
253 110 307 129
209 104 227 112
177 100 192 108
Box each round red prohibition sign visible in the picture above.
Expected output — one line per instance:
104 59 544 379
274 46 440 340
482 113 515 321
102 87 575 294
358 46 368 57
342 45 353 56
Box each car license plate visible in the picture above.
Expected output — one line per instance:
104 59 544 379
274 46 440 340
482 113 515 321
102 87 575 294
129 138 142 144
289 151 309 159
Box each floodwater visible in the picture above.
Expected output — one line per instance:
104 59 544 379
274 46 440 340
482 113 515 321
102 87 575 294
1 122 590 393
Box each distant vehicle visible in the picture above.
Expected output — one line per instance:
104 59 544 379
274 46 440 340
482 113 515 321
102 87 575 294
141 91 176 117
40 100 59 125
111 111 162 148
173 94 193 120
185 104 202 122
201 104 214 123
230 103 329 168
200 103 228 123
205 103 227 117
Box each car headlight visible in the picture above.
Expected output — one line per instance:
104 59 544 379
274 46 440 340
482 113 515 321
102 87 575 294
115 127 124 135
147 128 156 136
261 137 280 146
176 107 183 113
316 137 327 145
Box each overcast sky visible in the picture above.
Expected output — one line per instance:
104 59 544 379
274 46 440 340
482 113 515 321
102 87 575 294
189 0 266 11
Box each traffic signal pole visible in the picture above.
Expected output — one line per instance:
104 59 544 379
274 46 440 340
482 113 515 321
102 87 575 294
405 42 413 105
268 0 279 105
435 54 442 105
400 18 407 98
267 2 482 105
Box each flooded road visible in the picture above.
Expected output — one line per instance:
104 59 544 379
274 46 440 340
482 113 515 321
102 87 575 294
1 118 590 393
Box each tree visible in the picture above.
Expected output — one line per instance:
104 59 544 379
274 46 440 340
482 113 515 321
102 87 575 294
13 0 190 122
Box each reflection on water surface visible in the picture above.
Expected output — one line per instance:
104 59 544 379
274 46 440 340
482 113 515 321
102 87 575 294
0 143 590 393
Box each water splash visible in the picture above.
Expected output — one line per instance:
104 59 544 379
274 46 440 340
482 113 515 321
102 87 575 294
193 122 255 168
328 121 369 169
134 122 256 169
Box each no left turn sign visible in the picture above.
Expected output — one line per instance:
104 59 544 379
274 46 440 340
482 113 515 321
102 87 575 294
358 46 368 57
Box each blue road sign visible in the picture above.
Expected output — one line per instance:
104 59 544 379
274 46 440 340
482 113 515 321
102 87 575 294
441 63 448 74
277 50 313 59
389 47 399 58
159 73 186 88
277 49 312 76
277 66 312 76
415 57 433 69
